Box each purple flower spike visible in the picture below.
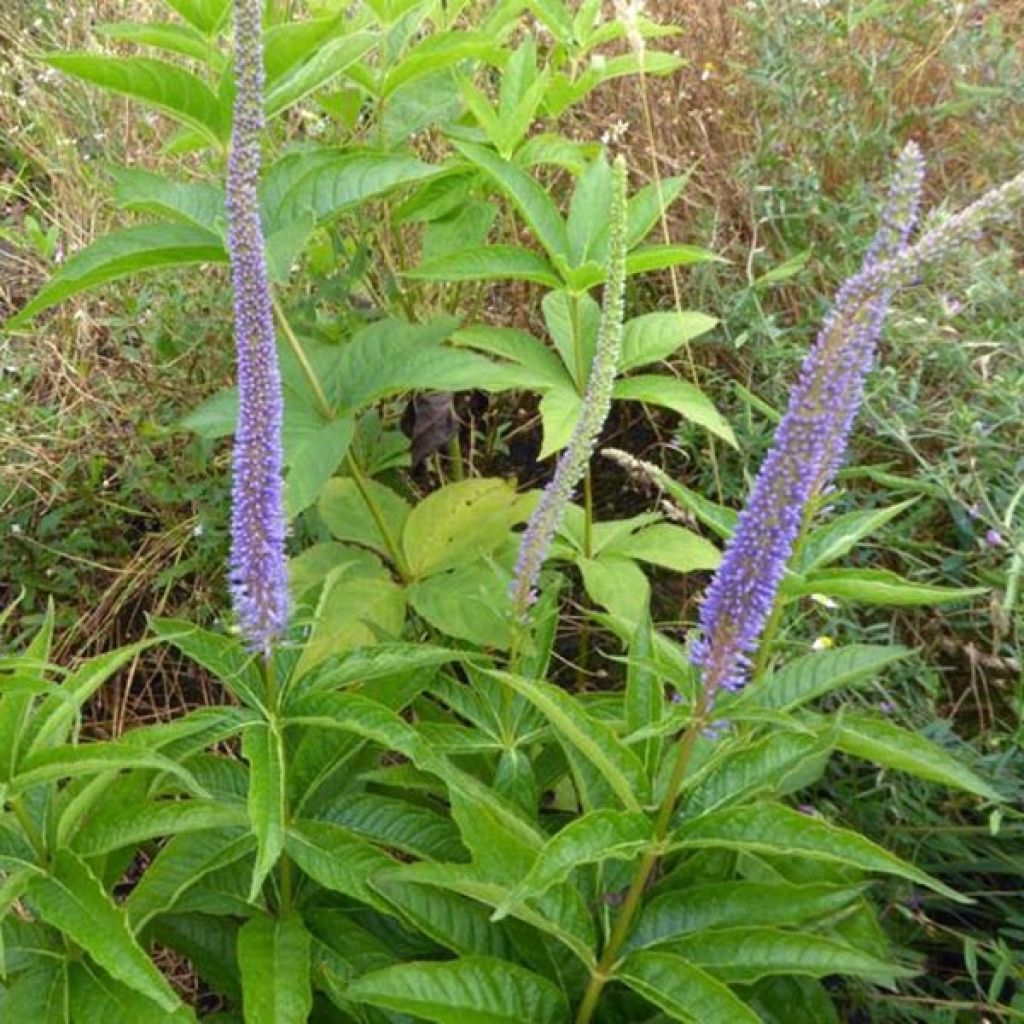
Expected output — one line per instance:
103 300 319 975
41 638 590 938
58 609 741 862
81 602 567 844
692 147 925 698
226 0 288 653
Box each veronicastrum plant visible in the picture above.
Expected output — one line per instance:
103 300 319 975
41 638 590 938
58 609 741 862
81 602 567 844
5 3 1024 1024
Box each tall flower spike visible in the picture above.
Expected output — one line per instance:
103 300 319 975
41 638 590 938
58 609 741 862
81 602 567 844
226 0 289 653
813 142 925 492
692 152 1024 700
510 156 629 619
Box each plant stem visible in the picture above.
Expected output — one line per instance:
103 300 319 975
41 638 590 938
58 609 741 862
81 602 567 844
574 695 710 1024
345 452 411 581
271 293 333 420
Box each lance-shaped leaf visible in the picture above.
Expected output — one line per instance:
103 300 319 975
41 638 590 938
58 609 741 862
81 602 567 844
243 722 287 901
728 644 912 712
832 714 1001 800
347 955 569 1024
625 882 866 952
661 927 916 986
618 951 761 1024
673 803 967 903
492 810 652 919
27 850 182 1011
265 32 375 117
73 799 249 856
5 224 227 329
43 54 225 140
238 912 313 1024
486 670 650 810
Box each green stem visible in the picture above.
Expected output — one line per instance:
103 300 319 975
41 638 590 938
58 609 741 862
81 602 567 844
575 698 710 1023
262 657 295 914
271 294 333 421
345 452 411 581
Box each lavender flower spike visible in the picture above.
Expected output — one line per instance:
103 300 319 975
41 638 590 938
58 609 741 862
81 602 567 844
510 156 629 619
226 0 288 652
691 148 924 697
813 142 925 491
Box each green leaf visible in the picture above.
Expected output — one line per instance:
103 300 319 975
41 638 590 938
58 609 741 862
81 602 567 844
542 289 599 390
793 500 918 573
493 810 651 918
626 173 692 248
626 882 866 952
383 861 595 966
383 32 503 97
150 619 264 708
674 803 968 902
284 819 395 909
165 0 230 34
486 670 649 810
455 140 569 262
262 150 441 246
833 714 1002 800
265 33 375 117
27 850 181 1011
567 156 613 266
125 829 254 930
607 522 721 574
0 960 69 1021
318 792 464 860
662 927 915 985
376 881 514 959
618 951 761 1024
5 224 227 329
684 729 833 813
10 741 198 797
624 243 724 275
578 555 651 625
406 244 561 287
43 54 224 141
331 317 521 414
408 558 517 650
730 645 912 712
289 642 463 698
402 478 532 578
238 913 313 1024
263 16 345 82
452 325 572 391
619 312 718 371
347 956 569 1024
68 963 196 1023
786 568 987 606
243 722 287 901
110 166 226 234
0 866 41 976
99 21 215 64
24 638 156 754
538 385 583 459
317 477 410 560
613 375 737 446
73 800 249 856
294 562 406 675
284 415 354 517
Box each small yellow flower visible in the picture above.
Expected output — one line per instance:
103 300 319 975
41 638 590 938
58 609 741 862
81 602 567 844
811 636 834 652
